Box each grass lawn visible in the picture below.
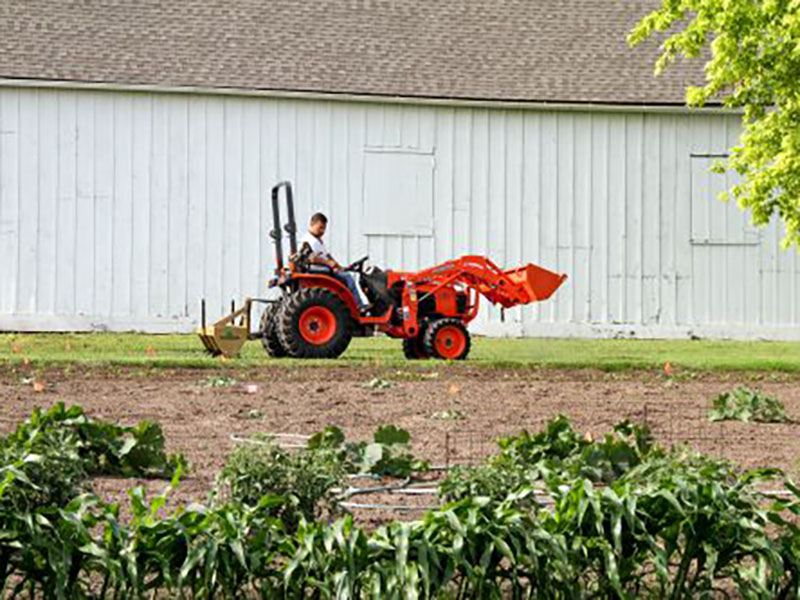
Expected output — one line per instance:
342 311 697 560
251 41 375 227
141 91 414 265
0 332 799 372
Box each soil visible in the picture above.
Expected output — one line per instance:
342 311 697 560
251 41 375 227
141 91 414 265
2 365 799 526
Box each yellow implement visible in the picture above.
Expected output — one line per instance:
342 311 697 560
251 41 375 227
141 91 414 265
197 299 254 358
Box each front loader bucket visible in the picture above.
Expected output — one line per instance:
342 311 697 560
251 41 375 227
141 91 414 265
197 299 252 358
504 264 568 304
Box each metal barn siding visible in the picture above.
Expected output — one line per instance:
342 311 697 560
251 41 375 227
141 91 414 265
0 86 798 339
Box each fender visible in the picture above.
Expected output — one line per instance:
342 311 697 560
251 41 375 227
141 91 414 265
292 273 361 318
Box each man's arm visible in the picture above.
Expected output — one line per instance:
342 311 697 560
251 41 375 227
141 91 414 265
309 254 340 270
301 242 341 271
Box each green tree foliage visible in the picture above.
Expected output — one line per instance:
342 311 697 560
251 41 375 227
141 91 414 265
629 0 800 248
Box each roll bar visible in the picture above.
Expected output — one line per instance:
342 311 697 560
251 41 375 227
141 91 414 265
270 181 298 271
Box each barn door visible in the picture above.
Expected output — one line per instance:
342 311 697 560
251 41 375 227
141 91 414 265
689 154 760 325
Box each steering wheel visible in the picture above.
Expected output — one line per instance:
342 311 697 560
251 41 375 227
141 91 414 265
344 255 369 273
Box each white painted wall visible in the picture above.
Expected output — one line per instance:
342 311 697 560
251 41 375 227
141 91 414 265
0 86 798 339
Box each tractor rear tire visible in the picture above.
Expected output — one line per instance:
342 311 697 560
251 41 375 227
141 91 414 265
260 301 287 358
402 335 429 360
423 318 471 361
277 288 353 358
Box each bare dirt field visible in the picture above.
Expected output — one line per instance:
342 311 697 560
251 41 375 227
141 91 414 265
2 365 799 524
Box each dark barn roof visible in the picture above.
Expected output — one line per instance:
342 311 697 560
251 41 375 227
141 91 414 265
0 0 702 105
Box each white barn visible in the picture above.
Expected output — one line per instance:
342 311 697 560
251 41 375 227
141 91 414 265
1 0 798 339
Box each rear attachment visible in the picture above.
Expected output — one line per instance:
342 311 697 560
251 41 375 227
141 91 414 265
197 298 255 358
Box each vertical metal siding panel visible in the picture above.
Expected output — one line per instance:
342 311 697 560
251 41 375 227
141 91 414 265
130 96 152 318
419 108 436 267
17 90 39 314
221 99 243 310
363 106 381 265
674 117 692 326
400 105 418 149
726 120 755 317
777 222 794 324
420 105 436 152
365 105 383 147
93 93 114 317
606 115 626 324
708 117 728 324
383 105 402 147
74 90 93 316
658 115 677 325
642 115 660 324
258 99 279 291
470 109 490 325
311 102 332 236
505 110 524 326
521 112 541 326
328 102 348 265
385 237 402 270
55 92 77 316
727 115 760 326
0 90 20 314
294 102 316 226
399 237 411 269
486 110 506 324
204 100 224 316
572 113 592 323
555 113 574 322
589 114 609 323
451 109 472 259
624 114 644 324
690 116 713 325
728 242 745 324
348 105 368 261
539 112 558 323
433 108 455 267
148 97 169 317
36 91 58 315
187 97 208 320
761 218 780 325
167 97 189 318
419 108 435 154
240 99 261 299
111 94 134 317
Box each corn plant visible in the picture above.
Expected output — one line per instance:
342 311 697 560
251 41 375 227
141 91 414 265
3 406 800 598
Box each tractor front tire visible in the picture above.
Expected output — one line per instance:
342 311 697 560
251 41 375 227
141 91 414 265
402 335 429 360
260 301 287 358
423 318 471 361
277 288 353 359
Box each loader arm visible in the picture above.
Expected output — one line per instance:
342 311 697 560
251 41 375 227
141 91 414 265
405 255 567 309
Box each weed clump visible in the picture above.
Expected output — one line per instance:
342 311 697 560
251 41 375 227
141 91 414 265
709 386 788 423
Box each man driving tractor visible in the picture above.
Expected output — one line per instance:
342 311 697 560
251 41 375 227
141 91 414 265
299 212 370 313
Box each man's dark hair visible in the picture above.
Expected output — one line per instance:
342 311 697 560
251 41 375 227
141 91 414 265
310 212 328 225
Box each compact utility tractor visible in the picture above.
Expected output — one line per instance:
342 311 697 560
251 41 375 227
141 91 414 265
198 182 567 360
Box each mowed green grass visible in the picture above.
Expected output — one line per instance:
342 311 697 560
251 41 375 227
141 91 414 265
0 332 799 372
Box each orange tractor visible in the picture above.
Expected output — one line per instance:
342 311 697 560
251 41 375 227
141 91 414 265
198 182 567 360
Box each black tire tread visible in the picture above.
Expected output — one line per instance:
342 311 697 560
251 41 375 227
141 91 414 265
423 318 471 361
260 302 287 358
402 335 429 360
277 288 353 359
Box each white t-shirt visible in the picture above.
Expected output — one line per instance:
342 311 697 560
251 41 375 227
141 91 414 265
300 232 331 260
